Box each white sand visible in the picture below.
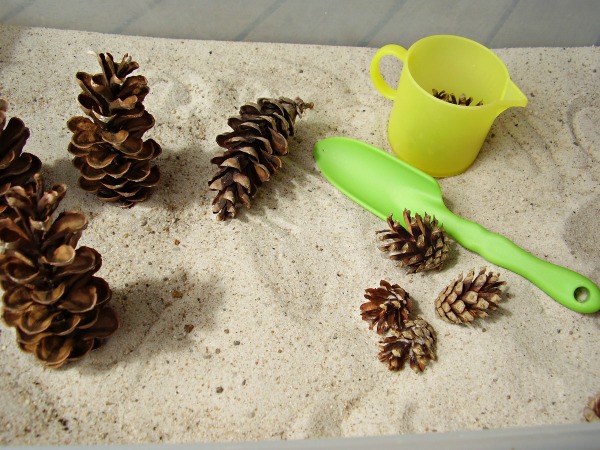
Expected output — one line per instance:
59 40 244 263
0 25 599 445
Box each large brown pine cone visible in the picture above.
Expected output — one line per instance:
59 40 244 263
377 210 449 273
67 53 161 208
208 97 313 220
0 175 118 368
0 99 42 217
361 280 413 334
435 267 505 325
378 317 436 372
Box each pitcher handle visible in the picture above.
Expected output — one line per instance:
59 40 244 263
370 44 408 100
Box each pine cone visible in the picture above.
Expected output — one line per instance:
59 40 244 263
378 317 436 372
432 89 483 106
361 280 413 334
377 210 449 273
67 52 161 208
0 99 42 217
435 267 505 324
0 174 118 368
208 97 313 220
584 393 600 422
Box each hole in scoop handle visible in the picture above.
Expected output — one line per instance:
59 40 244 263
442 211 600 314
370 44 408 100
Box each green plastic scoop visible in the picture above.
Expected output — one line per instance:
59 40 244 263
314 137 600 313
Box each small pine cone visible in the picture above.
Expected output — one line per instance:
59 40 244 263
0 174 119 368
208 97 313 220
584 393 600 422
378 317 436 372
377 210 449 273
67 52 161 208
432 89 483 106
361 280 413 334
0 99 42 217
435 267 505 324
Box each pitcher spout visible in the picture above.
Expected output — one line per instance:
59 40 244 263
496 79 528 111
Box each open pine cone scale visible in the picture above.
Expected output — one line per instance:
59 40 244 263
69 116 161 204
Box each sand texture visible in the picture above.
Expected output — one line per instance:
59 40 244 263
0 25 599 445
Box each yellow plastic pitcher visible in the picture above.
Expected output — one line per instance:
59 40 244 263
370 35 528 177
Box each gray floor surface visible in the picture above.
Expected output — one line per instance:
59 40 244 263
1 0 599 48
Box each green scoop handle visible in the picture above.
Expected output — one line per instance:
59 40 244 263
314 137 600 314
